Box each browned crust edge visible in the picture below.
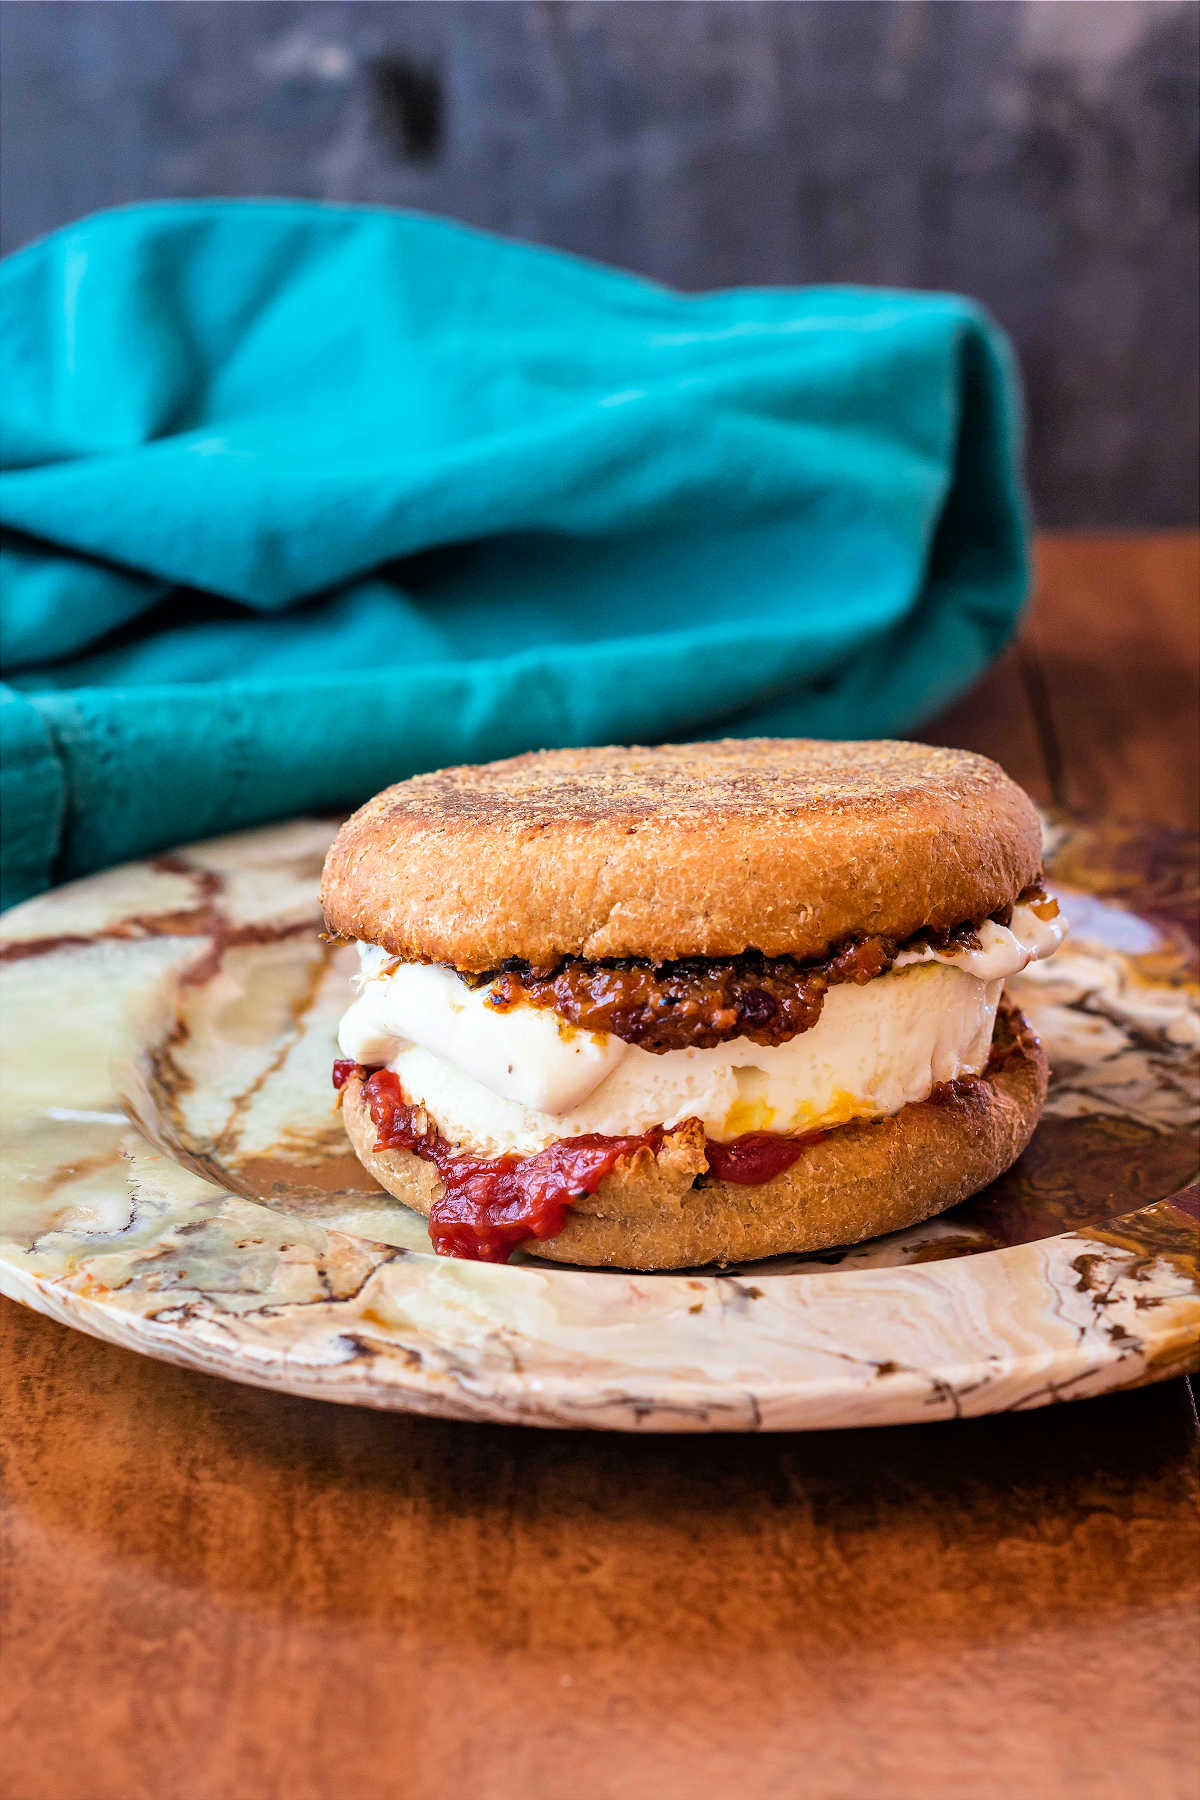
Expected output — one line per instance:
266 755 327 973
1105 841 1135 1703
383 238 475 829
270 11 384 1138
320 740 1043 969
339 1001 1049 1270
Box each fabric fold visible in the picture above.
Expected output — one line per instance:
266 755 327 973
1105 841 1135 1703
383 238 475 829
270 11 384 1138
1 201 1029 906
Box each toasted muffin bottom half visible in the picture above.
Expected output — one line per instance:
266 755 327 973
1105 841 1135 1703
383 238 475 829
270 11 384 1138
339 998 1047 1270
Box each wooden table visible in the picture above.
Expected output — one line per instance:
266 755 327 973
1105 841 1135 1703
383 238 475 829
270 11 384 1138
2 534 1197 1800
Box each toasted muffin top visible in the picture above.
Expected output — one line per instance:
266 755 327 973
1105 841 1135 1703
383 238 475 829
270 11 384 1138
320 739 1042 969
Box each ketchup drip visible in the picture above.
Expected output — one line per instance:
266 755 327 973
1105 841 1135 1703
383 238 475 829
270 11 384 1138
703 1130 824 1185
335 1063 825 1262
355 1066 663 1262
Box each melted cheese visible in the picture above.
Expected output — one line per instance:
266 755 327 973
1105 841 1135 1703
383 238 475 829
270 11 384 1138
336 901 1063 1155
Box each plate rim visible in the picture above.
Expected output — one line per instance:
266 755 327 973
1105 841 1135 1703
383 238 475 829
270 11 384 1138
2 811 1198 1431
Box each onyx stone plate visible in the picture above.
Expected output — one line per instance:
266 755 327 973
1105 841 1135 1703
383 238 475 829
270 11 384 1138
1 813 1196 1430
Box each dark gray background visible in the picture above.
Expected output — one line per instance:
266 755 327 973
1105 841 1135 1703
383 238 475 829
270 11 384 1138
2 0 1197 526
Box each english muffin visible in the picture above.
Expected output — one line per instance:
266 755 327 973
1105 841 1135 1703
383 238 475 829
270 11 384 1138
322 740 1063 1267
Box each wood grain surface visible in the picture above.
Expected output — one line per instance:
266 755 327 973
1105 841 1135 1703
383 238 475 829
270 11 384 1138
2 533 1198 1800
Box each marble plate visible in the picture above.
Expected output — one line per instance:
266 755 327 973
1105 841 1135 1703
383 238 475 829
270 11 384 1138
2 814 1197 1431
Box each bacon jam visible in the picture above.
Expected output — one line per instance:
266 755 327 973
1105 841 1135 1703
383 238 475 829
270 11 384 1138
475 885 1056 1054
336 1064 821 1262
482 937 894 1053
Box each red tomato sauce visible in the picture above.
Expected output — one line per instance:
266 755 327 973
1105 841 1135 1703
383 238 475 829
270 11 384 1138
703 1130 824 1185
353 1066 663 1262
336 1063 824 1262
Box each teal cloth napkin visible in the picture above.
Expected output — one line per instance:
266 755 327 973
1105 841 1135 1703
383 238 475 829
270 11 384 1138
0 200 1029 908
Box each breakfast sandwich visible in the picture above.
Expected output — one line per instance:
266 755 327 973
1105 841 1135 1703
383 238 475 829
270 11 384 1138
321 740 1063 1267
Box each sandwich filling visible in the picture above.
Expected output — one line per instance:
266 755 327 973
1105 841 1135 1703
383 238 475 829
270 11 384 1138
336 893 1063 1157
